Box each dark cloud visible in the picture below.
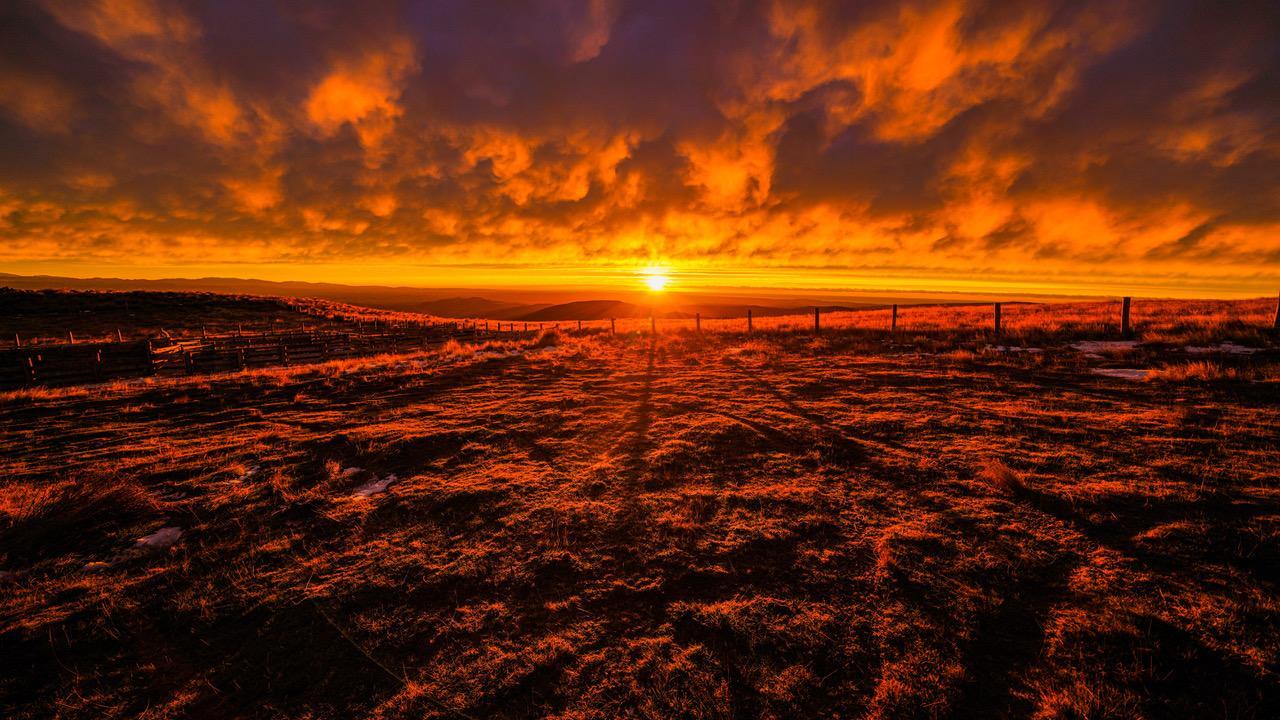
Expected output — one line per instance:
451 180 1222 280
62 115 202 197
0 0 1276 292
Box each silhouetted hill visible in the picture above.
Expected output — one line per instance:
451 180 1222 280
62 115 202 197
515 300 652 321
415 297 549 319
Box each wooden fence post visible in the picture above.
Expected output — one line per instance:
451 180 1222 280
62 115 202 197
1121 296 1132 338
994 303 1002 336
12 333 19 348
610 318 615 335
747 309 753 333
578 320 582 331
696 312 701 332
116 328 124 343
891 304 898 334
814 307 820 334
68 330 75 344
651 315 656 335
1273 290 1279 331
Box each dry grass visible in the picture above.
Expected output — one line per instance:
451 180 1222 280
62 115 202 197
0 322 1277 718
1146 360 1248 383
0 474 158 567
610 296 1279 348
977 459 1026 496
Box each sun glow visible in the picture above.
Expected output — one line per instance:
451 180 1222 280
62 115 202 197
642 268 670 292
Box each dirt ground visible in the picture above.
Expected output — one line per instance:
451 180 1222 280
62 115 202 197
1 329 1278 718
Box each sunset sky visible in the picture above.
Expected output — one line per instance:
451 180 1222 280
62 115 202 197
1 0 1277 297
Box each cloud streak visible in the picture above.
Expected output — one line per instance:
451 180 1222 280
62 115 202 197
0 0 1277 294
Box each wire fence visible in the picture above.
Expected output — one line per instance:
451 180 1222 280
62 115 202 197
0 325 508 390
4 296 1276 389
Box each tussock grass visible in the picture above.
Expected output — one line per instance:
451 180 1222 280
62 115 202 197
532 328 561 348
977 459 1026 496
0 474 158 567
1146 361 1248 383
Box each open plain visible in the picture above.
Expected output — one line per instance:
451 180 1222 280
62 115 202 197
2 298 1278 718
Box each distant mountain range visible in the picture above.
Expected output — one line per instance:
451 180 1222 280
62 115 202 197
0 272 1095 322
0 273 872 321
414 296 550 320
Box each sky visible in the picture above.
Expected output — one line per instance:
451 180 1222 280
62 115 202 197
0 0 1277 297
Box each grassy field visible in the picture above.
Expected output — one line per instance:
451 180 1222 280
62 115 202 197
1 302 1279 718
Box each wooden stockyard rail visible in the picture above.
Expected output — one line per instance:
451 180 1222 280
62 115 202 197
0 324 501 390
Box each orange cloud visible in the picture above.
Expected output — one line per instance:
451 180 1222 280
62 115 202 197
0 0 1275 295
305 39 417 164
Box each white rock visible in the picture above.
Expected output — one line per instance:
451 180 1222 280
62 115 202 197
352 474 397 498
137 526 182 549
1071 340 1139 353
1090 368 1149 381
1184 343 1260 355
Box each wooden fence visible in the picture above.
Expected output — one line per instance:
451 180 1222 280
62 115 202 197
0 325 503 390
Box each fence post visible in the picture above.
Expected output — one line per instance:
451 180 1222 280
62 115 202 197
814 307 820 334
12 333 19 348
650 315 656 335
1121 296 1132 339
747 309 753 333
116 328 124 343
578 319 582 331
68 330 75 344
891 304 898 334
696 312 701 332
610 318 616 335
1273 290 1279 331
994 303 1002 336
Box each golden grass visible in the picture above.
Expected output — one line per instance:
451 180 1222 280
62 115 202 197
0 322 1277 718
1146 361 1246 383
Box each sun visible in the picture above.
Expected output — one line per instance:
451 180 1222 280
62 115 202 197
641 268 670 292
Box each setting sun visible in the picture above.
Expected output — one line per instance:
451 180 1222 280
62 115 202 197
643 270 669 292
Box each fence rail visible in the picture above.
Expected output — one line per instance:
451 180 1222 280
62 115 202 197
0 325 506 390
